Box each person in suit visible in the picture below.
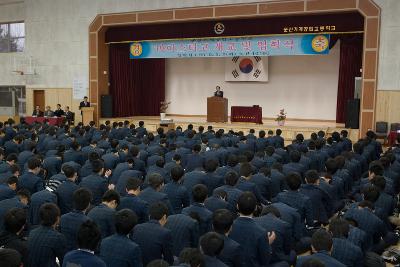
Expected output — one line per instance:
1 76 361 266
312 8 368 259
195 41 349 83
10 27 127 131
205 190 229 212
0 176 17 201
214 171 243 213
117 178 149 224
296 229 346 267
229 192 275 267
132 202 174 266
182 184 213 235
27 203 67 267
0 190 30 232
200 232 228 267
44 106 54 117
32 105 44 117
214 86 224 98
186 144 205 172
176 248 205 267
60 188 92 251
63 141 84 165
212 209 242 267
162 166 190 214
371 175 397 218
53 104 65 117
100 209 143 267
56 165 79 214
203 159 225 195
62 220 106 267
80 159 111 205
4 136 22 157
237 162 267 205
165 213 199 257
328 218 363 267
139 173 174 215
18 157 44 194
136 121 147 138
0 208 29 266
64 106 74 125
0 153 18 174
79 96 90 110
87 190 120 239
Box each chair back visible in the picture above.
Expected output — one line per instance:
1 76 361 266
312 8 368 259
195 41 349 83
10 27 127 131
390 123 400 132
376 121 388 134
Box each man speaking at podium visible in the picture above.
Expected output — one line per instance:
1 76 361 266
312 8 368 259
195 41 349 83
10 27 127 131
214 86 223 97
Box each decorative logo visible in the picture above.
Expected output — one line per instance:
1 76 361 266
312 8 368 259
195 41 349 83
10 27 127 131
311 35 329 53
130 42 143 57
214 22 225 35
239 58 254 74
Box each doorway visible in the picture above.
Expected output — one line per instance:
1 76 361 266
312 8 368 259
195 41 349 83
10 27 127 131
33 90 45 111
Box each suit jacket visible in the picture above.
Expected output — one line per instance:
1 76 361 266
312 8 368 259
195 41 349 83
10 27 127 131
79 101 90 108
80 173 109 205
44 110 54 117
217 233 243 267
118 194 149 224
0 184 16 201
87 203 116 239
56 180 79 215
332 238 363 267
0 197 27 232
43 156 62 178
182 203 212 235
100 234 143 267
63 149 84 165
165 214 199 257
186 153 205 172
269 169 286 198
183 171 207 198
162 181 190 214
347 225 368 251
204 255 228 267
296 251 346 267
32 110 44 117
299 184 332 223
274 190 313 226
271 202 303 241
63 250 106 267
4 141 19 156
236 177 266 204
203 172 224 196
229 217 271 267
116 170 143 196
139 187 174 215
132 220 174 266
101 152 119 170
111 162 131 185
0 231 28 267
60 210 91 251
29 189 57 226
214 185 243 213
249 173 272 201
28 226 67 267
54 109 65 117
204 195 229 212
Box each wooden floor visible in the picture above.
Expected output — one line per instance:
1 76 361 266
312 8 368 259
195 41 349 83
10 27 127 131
99 115 360 143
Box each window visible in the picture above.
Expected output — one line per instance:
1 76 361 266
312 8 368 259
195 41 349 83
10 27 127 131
0 86 26 116
0 22 25 52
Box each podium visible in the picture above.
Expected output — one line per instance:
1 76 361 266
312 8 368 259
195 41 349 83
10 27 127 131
81 107 94 126
207 97 228 123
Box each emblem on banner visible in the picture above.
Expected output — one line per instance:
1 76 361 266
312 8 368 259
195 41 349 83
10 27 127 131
130 42 143 57
214 22 225 35
311 35 329 53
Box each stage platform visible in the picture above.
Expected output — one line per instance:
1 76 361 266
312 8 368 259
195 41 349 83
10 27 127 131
99 115 360 144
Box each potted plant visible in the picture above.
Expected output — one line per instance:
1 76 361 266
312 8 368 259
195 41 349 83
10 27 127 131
275 109 287 126
160 101 171 120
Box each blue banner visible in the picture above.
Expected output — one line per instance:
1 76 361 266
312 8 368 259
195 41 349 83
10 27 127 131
130 34 330 59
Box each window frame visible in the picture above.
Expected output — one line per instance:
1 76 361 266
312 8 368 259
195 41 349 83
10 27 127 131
0 21 25 53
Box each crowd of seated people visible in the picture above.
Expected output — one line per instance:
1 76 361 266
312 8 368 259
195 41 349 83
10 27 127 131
0 117 400 266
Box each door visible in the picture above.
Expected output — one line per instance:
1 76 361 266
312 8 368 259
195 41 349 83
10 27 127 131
33 90 45 111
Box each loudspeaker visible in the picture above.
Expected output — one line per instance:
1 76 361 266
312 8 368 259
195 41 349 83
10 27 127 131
345 99 360 129
101 95 113 118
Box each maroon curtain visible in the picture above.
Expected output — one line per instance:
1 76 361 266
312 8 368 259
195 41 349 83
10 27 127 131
109 43 165 117
335 34 363 123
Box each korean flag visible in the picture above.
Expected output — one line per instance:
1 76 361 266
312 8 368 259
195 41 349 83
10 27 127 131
225 56 268 82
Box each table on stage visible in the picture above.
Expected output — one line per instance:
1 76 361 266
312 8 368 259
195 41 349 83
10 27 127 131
24 116 64 126
231 106 263 124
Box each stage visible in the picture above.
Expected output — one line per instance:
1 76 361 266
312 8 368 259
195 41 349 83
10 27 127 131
99 115 360 145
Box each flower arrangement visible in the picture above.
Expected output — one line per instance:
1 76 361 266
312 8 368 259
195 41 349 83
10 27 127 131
275 109 287 122
160 101 171 113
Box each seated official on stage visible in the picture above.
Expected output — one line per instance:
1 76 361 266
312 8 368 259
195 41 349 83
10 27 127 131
44 106 54 117
32 105 43 117
54 104 65 117
64 106 74 124
214 86 223 97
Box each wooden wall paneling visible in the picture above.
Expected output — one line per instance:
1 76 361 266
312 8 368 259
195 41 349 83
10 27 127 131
26 88 34 115
376 91 400 125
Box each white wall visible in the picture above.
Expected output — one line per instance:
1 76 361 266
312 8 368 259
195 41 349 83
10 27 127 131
0 0 398 90
166 43 340 120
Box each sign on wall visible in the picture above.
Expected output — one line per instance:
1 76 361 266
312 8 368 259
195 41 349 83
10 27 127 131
130 34 330 59
72 77 88 100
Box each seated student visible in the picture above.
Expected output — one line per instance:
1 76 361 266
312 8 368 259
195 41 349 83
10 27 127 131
0 248 22 267
296 229 345 267
162 166 190 214
0 190 30 232
177 248 205 267
274 172 313 227
117 178 148 224
205 190 229 212
87 190 120 239
56 165 79 214
214 171 243 213
27 203 67 267
372 175 397 219
80 159 110 205
62 221 106 267
212 209 242 267
100 209 143 267
203 159 225 195
328 218 363 267
60 188 92 251
283 150 306 178
237 162 267 204
0 208 28 266
186 144 205 172
182 184 213 236
132 202 174 266
139 173 174 215
200 232 228 267
18 157 44 194
54 104 65 117
0 176 18 201
165 212 199 257
32 105 43 117
229 192 275 267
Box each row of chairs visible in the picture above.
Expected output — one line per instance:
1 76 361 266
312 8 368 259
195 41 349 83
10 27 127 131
376 121 400 144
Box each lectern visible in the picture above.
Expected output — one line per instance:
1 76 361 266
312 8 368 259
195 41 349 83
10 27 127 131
207 97 228 123
81 107 94 126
